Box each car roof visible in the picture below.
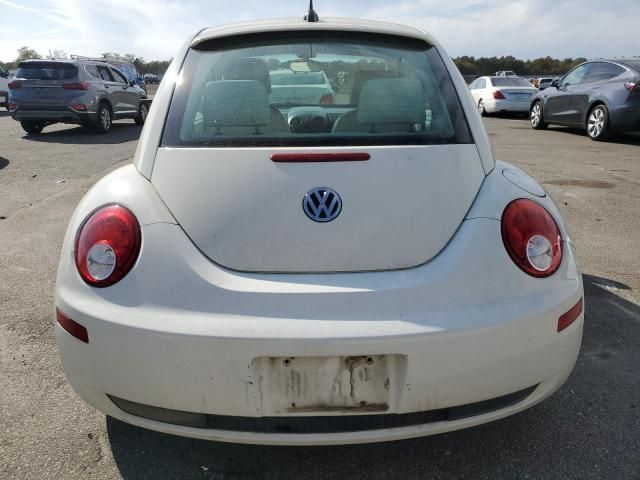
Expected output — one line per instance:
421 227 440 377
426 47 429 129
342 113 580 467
598 58 640 69
17 58 117 68
18 59 77 65
192 17 433 47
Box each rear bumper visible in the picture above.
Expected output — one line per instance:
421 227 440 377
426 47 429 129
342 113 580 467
64 371 573 445
55 218 583 444
11 105 95 123
485 99 530 113
609 103 640 131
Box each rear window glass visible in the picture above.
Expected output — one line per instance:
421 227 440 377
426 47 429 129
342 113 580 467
620 60 640 72
16 62 78 80
101 61 138 80
491 78 533 87
85 64 100 78
162 31 473 147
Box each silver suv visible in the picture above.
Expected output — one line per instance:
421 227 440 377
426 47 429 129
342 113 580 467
8 59 148 134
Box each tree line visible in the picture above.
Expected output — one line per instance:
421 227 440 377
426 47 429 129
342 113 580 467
2 46 586 78
0 47 171 76
453 55 587 77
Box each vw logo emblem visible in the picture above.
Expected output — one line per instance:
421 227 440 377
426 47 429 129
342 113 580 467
303 187 342 223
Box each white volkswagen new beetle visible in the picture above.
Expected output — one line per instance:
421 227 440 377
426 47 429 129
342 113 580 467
55 14 584 445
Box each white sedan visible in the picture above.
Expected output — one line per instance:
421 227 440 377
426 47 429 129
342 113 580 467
469 76 538 115
269 69 335 106
55 13 583 445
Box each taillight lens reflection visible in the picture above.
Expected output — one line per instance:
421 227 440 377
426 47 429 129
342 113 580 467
501 199 563 278
75 205 141 287
320 93 335 105
624 82 638 92
63 82 89 90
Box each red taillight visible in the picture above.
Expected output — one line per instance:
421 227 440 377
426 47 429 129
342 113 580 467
624 82 638 92
557 298 583 332
70 103 87 111
8 81 21 89
501 199 563 278
75 205 141 287
7 103 17 111
271 153 370 162
493 90 506 100
63 82 89 90
320 93 335 105
56 308 89 343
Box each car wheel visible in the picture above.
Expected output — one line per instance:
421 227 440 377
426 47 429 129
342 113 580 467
20 121 45 134
95 102 112 134
134 102 148 126
586 104 611 141
530 101 548 130
478 99 486 117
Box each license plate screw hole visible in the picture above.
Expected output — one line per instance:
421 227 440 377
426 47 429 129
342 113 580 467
359 401 367 407
291 402 296 408
283 358 291 367
366 357 374 364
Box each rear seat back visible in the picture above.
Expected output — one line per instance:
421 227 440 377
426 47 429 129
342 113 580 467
333 78 426 133
204 80 271 134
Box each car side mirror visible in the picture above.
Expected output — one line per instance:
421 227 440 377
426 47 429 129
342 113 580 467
550 79 560 88
129 80 136 87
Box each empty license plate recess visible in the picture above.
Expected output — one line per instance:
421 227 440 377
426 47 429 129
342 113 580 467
252 355 405 415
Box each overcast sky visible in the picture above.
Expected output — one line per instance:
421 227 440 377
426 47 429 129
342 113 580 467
1 0 638 62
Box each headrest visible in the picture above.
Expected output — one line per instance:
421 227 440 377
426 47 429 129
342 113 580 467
204 80 270 128
357 78 425 126
351 70 397 104
223 58 271 94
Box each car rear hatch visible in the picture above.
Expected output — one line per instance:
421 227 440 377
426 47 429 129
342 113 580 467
151 31 486 273
11 61 83 106
497 88 536 102
153 144 484 272
491 78 537 102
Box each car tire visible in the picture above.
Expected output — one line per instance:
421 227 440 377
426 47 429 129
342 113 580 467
94 102 112 134
586 104 611 141
478 99 486 117
134 102 148 126
20 121 45 134
530 101 548 130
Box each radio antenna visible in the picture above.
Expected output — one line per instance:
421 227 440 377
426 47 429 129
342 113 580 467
304 0 319 22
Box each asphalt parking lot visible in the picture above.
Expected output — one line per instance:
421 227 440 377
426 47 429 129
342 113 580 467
1 112 639 479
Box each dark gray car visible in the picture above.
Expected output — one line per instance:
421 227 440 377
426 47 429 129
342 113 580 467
529 59 640 140
8 59 149 134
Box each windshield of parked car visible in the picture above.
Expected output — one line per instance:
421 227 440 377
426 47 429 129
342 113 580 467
162 31 472 147
15 62 78 80
491 77 533 87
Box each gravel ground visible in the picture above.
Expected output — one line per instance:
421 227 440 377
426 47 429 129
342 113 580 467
0 112 638 479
